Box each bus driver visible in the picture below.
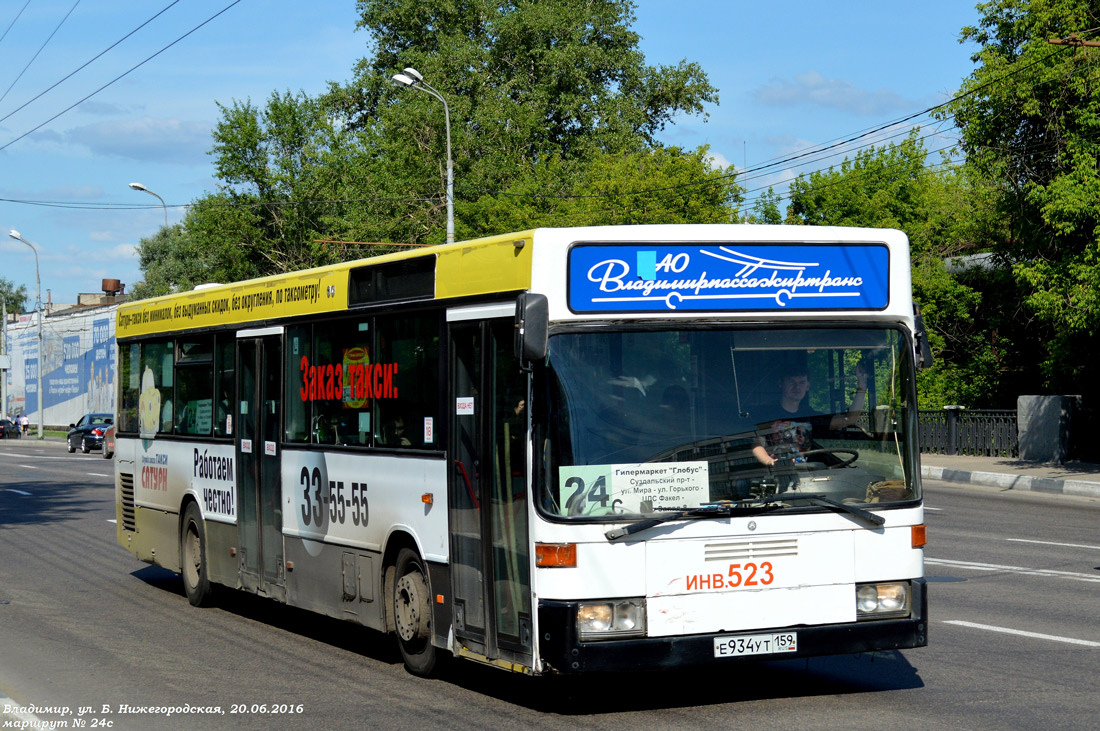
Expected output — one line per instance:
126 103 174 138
752 360 868 466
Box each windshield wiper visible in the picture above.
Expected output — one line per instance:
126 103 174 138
604 492 883 542
756 492 885 528
605 502 781 542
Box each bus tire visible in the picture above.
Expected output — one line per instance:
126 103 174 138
180 502 215 607
393 547 437 676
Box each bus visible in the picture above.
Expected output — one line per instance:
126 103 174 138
113 224 929 676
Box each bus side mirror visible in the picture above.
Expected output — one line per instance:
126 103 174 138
515 292 548 365
913 304 934 369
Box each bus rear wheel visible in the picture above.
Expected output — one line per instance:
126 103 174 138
180 502 215 607
393 548 437 676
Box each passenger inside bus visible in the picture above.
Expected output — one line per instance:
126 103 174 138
386 416 412 446
160 397 173 434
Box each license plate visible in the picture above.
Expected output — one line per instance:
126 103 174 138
713 631 798 658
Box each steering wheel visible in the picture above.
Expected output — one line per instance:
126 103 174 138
839 423 871 438
797 448 859 468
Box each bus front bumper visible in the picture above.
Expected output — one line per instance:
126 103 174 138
537 578 927 674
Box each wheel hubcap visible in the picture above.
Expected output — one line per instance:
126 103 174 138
184 526 200 586
395 573 427 642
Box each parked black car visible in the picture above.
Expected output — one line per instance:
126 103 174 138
67 413 114 453
0 419 21 439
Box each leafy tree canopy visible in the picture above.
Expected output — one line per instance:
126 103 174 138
944 0 1100 392
785 132 1021 407
0 277 28 314
134 0 732 295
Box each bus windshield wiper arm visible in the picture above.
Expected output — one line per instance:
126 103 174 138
605 503 780 542
759 492 885 528
604 493 883 541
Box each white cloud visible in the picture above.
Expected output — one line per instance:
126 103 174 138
705 151 733 171
753 72 914 116
63 117 212 165
76 101 147 117
108 243 139 259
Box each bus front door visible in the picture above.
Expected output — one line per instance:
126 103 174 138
236 335 285 600
449 317 533 668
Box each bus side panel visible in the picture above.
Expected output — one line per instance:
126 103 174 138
280 450 449 562
277 450 448 632
283 538 386 631
118 505 181 571
205 521 239 589
115 435 184 572
117 436 238 580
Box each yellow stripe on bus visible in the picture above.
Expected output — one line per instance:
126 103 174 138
116 230 537 338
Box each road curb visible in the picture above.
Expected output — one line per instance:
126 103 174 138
921 465 1100 499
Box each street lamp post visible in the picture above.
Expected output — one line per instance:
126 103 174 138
8 229 43 440
392 67 454 244
128 182 169 227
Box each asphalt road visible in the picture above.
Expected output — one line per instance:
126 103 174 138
1 438 1098 730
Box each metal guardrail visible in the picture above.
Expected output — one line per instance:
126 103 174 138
918 407 1018 458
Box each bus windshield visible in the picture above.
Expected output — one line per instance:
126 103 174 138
537 326 918 519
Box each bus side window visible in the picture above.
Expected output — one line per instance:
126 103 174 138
374 312 440 450
214 335 235 437
284 325 312 443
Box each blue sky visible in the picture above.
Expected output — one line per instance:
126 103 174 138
0 0 980 306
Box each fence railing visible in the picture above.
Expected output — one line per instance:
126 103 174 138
918 407 1018 457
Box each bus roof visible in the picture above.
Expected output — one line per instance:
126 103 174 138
116 225 913 338
115 229 538 338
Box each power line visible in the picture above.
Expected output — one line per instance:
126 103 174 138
0 0 81 107
0 1 181 127
0 24 1090 223
0 0 242 154
0 0 33 50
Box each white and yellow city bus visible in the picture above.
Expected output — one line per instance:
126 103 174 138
114 224 929 675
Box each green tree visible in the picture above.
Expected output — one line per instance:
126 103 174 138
944 0 1100 396
785 132 1020 408
131 208 262 299
462 146 739 231
321 0 723 243
206 91 361 272
133 0 731 295
0 277 28 314
744 187 783 224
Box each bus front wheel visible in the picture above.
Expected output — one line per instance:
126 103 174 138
180 502 215 607
393 548 437 676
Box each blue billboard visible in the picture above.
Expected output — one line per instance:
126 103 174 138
568 243 890 313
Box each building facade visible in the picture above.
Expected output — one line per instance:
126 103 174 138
3 305 117 427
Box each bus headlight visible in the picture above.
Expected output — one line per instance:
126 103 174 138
855 581 911 619
577 599 647 640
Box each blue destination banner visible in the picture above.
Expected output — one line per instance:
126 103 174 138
568 243 890 313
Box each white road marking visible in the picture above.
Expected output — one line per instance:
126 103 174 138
944 620 1100 647
1006 538 1100 551
0 692 43 724
16 464 38 469
107 519 117 524
927 557 1100 583
88 472 110 477
8 489 32 495
924 506 944 512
